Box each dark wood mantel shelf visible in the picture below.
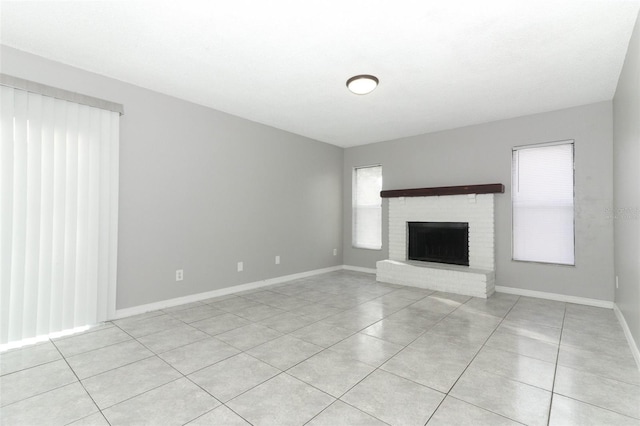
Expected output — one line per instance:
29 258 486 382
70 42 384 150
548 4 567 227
380 183 505 198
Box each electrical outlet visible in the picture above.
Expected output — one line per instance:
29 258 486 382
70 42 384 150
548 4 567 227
275 255 280 265
176 269 184 281
616 275 619 289
237 261 243 272
333 248 337 256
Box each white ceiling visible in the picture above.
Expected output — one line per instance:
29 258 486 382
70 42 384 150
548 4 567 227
1 1 639 148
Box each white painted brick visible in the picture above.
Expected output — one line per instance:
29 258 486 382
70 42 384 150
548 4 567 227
377 260 494 298
389 195 495 269
382 193 496 298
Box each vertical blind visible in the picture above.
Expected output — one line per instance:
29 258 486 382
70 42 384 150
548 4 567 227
353 165 382 250
512 141 575 265
0 85 119 348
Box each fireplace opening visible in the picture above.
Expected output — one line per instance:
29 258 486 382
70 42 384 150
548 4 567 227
407 222 469 266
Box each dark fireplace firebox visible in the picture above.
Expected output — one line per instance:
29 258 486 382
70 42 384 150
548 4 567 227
407 222 469 266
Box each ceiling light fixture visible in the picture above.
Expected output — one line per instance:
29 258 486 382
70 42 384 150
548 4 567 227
346 74 379 95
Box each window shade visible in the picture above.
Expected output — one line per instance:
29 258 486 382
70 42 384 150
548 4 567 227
512 141 574 265
353 165 382 250
0 85 119 349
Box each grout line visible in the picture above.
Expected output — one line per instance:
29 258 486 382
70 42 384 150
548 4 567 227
423 294 522 425
49 339 113 426
547 303 567 426
303 399 393 426
63 411 111 426
221 403 256 425
180 405 220 425
95 375 185 412
0 355 61 378
72 352 158 381
550 392 640 422
551 361 640 388
283 292 459 425
123 321 248 425
209 280 409 424
437 395 529 426
52 330 133 358
75 324 188 412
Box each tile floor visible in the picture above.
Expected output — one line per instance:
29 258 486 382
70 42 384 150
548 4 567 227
1 270 639 425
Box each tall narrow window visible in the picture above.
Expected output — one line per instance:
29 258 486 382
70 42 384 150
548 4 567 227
1 84 120 349
353 165 382 250
512 141 574 265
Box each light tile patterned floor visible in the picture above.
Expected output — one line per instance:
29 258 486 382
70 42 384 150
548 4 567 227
1 270 639 425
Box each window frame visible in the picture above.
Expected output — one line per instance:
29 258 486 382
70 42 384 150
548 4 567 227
511 140 576 266
352 164 383 250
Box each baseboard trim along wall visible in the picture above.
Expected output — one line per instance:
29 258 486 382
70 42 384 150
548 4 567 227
496 286 640 369
112 265 343 320
495 286 615 309
342 265 377 274
614 304 640 370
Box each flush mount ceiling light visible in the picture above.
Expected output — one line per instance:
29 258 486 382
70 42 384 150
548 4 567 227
346 74 379 95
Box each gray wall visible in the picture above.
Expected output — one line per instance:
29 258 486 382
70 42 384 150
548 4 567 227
344 102 615 302
613 13 640 348
0 43 624 311
1 46 344 310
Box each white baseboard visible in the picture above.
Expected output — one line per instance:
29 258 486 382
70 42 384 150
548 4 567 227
614 304 640 370
342 265 377 274
262 265 344 286
112 265 343 320
496 286 640 369
495 286 614 309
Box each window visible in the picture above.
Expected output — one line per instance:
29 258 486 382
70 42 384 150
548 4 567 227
512 141 575 265
353 165 382 249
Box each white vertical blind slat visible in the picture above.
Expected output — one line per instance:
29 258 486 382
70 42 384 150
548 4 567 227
74 104 90 327
23 93 43 339
0 86 119 348
8 89 28 343
103 111 119 321
96 111 110 322
62 101 78 331
0 86 15 344
36 95 55 336
49 97 68 334
85 107 101 324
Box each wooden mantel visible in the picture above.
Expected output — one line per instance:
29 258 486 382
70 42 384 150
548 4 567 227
380 183 504 198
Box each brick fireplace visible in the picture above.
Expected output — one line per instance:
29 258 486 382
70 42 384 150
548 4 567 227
376 184 503 298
